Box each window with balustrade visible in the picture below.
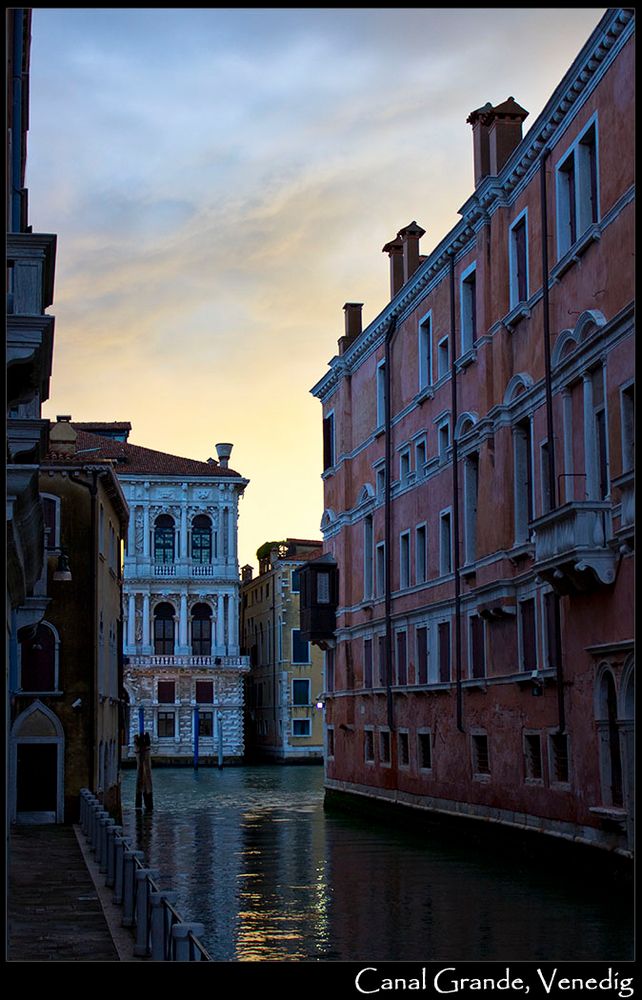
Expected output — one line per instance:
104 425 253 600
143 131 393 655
191 603 212 655
154 514 175 563
154 602 175 655
191 514 212 564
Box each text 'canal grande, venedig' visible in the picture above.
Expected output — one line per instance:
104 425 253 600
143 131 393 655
121 766 632 963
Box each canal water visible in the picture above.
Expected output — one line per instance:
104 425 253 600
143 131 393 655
120 765 632 963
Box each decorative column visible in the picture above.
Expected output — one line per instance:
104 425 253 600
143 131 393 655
178 593 189 654
142 594 151 653
562 389 574 502
228 590 238 653
582 372 597 500
216 599 225 653
229 500 237 563
180 501 188 560
127 593 136 651
128 508 136 557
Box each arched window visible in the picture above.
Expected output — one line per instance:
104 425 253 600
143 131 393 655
192 603 212 655
154 602 175 655
596 670 623 807
20 622 58 692
154 514 175 564
191 515 212 564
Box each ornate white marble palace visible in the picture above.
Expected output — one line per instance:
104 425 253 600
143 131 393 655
72 423 250 764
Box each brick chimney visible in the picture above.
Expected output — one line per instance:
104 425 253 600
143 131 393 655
382 236 404 299
398 221 426 285
338 302 363 355
467 98 528 185
50 415 77 456
487 97 529 175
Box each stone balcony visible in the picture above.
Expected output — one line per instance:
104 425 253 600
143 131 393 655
611 470 634 550
531 500 616 594
126 654 250 671
127 557 238 582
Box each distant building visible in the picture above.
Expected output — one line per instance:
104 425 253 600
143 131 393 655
71 424 250 765
241 540 325 762
304 9 634 857
9 418 128 822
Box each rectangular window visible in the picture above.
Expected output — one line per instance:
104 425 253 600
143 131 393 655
327 727 335 758
544 592 561 670
195 680 214 704
415 438 427 474
325 648 335 693
158 711 175 738
524 733 543 781
514 419 534 543
377 635 387 686
364 515 374 599
377 360 386 428
440 511 452 575
376 465 386 496
520 599 537 672
556 120 598 257
461 264 477 353
400 449 411 481
621 383 635 473
438 421 450 463
199 712 214 738
418 732 432 770
415 524 427 585
470 615 486 679
418 312 432 390
376 541 386 597
463 453 479 565
550 732 570 784
396 631 407 686
594 377 609 500
438 622 451 683
472 733 490 775
380 730 391 764
509 212 529 307
42 496 59 551
416 626 429 685
292 719 311 737
323 412 335 471
540 440 553 514
398 731 410 768
364 638 373 688
291 568 300 593
400 531 410 590
292 629 310 664
292 678 310 706
365 729 375 763
157 681 175 704
437 336 450 379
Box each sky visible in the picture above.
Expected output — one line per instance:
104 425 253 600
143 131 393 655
27 7 607 571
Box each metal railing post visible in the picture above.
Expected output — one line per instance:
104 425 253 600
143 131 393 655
122 849 144 927
133 868 160 956
105 824 122 887
171 923 205 961
150 891 178 961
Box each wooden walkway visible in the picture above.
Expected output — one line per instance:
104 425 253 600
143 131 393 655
7 825 120 962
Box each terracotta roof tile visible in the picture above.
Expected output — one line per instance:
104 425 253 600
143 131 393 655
67 427 244 479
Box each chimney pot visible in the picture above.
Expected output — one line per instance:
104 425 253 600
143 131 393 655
397 221 426 286
382 237 405 300
215 442 233 469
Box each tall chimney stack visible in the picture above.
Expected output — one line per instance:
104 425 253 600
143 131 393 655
338 302 363 354
398 221 426 286
467 98 528 185
382 236 405 299
467 102 494 187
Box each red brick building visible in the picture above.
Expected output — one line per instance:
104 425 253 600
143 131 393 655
306 9 634 857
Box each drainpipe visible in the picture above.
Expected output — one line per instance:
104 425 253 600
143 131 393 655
384 315 398 733
71 469 99 794
449 255 464 733
540 149 565 734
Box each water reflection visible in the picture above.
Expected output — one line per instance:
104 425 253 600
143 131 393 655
120 766 632 962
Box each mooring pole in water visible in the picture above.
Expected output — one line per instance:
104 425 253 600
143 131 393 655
217 710 223 769
138 705 144 736
134 732 154 810
193 706 199 770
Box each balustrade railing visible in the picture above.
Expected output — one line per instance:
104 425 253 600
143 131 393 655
127 653 250 669
79 789 211 962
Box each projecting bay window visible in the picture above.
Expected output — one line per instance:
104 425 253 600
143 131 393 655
418 311 432 391
556 118 599 259
513 418 534 544
509 210 529 307
460 263 477 355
